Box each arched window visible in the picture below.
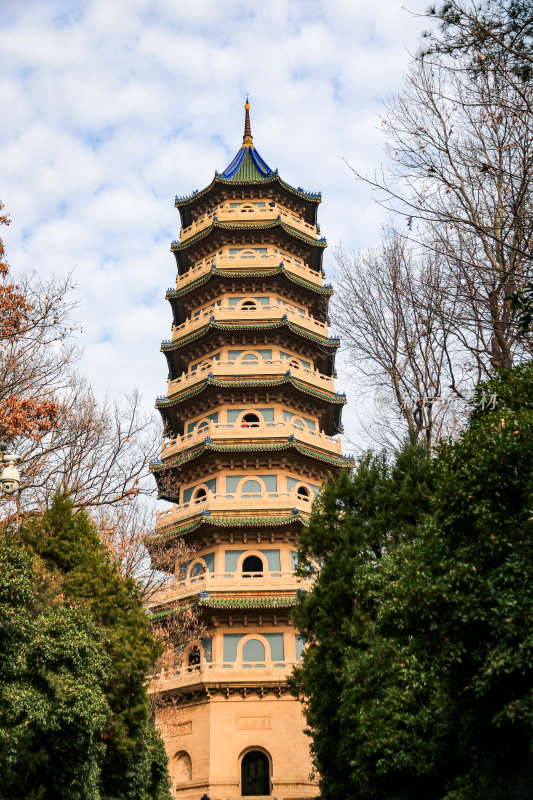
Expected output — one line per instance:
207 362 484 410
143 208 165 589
240 479 262 495
187 645 201 667
193 487 207 504
242 638 266 664
240 300 257 312
190 561 206 578
241 750 271 796
291 416 306 430
240 352 259 364
173 751 192 785
242 555 264 576
241 412 260 428
196 419 210 432
296 485 310 501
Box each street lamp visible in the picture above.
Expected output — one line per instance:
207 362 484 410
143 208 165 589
0 442 21 495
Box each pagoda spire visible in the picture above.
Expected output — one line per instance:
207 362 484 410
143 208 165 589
242 95 253 147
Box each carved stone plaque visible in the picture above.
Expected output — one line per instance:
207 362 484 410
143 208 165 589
236 715 271 729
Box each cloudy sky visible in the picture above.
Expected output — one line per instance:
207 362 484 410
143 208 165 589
1 0 430 449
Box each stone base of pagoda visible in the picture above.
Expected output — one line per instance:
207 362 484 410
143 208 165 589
158 688 318 800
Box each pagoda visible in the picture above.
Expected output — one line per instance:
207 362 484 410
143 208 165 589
148 100 352 800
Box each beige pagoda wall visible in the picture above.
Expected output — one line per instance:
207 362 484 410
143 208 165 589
160 693 317 800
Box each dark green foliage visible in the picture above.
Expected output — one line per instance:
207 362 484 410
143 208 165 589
0 540 109 800
423 1 533 80
4 494 170 800
291 441 433 800
293 363 533 799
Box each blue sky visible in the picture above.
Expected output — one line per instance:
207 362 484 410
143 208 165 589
0 0 429 447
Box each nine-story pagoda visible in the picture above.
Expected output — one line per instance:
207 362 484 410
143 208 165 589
148 99 353 800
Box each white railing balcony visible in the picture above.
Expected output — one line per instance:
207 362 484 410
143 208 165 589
166 358 334 396
161 420 342 459
149 659 300 692
172 251 323 289
148 569 311 605
171 302 328 339
154 490 312 531
179 203 318 242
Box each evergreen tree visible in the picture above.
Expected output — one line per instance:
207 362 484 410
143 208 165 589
0 540 109 800
291 441 433 800
293 363 533 799
17 494 171 800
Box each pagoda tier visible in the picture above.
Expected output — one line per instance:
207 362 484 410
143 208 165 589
165 259 332 326
171 219 327 275
149 101 349 800
161 319 339 379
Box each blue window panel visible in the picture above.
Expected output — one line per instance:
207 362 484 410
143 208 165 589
282 410 316 430
227 408 245 423
241 480 261 494
286 476 320 494
264 550 281 572
225 474 277 494
295 635 306 661
242 639 266 663
186 412 218 434
264 633 284 662
290 551 298 571
227 349 272 361
229 247 267 255
228 296 269 307
225 550 245 572
200 637 212 662
203 552 215 572
183 477 217 504
223 633 242 663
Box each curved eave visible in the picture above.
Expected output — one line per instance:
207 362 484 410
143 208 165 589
147 512 305 545
162 318 339 356
156 375 347 410
174 171 322 210
155 375 346 441
149 594 297 620
150 439 354 475
166 264 333 302
199 595 297 610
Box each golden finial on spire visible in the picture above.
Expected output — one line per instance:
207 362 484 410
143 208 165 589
243 94 253 147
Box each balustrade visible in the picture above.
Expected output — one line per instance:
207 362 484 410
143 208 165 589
171 301 327 339
154 489 312 529
149 569 310 605
161 420 341 458
179 202 317 242
150 659 300 690
173 251 323 290
166 357 334 395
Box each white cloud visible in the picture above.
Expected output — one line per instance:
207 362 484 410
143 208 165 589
0 0 429 449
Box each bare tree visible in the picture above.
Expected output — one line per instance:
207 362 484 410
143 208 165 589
333 232 467 448
96 497 198 600
339 13 533 444
0 207 160 519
